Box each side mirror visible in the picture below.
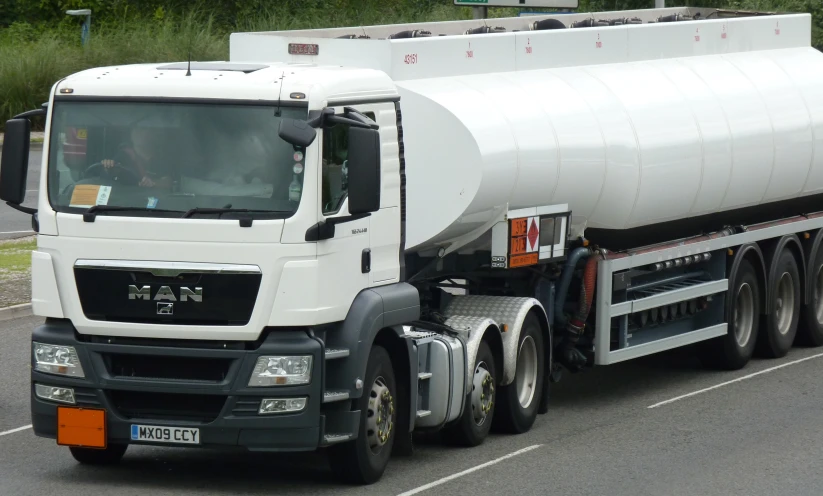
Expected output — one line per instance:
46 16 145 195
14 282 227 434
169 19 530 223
347 127 381 215
0 118 31 205
278 118 317 148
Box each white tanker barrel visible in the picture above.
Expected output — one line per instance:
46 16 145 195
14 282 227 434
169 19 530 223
400 47 823 254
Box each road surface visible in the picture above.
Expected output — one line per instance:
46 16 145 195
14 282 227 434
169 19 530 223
2 314 823 495
0 149 41 240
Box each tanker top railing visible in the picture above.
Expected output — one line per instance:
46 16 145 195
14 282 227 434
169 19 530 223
229 7 813 81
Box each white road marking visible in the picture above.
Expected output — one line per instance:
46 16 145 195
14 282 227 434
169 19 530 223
0 231 34 235
648 352 823 409
396 444 542 496
0 425 32 437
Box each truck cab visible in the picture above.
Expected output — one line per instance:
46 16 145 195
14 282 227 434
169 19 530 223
2 61 426 483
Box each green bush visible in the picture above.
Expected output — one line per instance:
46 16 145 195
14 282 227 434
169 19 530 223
0 11 227 125
0 1 820 130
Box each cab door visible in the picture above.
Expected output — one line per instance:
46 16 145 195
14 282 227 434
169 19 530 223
313 103 402 321
313 107 371 323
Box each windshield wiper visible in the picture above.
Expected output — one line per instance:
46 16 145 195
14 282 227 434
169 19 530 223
181 207 288 227
181 207 281 218
83 205 181 223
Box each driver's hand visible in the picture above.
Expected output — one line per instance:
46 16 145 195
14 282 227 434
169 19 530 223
102 159 116 169
139 176 156 187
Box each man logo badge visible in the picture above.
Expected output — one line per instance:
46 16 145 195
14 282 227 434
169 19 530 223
128 285 203 302
157 302 174 315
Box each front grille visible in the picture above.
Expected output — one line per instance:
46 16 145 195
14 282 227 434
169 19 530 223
107 390 226 423
232 398 262 417
104 353 233 383
73 266 261 326
74 388 102 407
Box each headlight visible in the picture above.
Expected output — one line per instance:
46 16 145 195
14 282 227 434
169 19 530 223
33 343 85 378
35 384 76 404
248 356 312 386
259 397 307 414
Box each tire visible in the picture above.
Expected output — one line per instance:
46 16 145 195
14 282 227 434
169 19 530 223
69 444 127 465
699 258 760 370
442 340 497 447
494 314 544 434
757 248 801 358
328 345 396 485
797 243 823 347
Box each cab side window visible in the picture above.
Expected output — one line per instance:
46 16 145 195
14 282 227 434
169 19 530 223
322 111 375 214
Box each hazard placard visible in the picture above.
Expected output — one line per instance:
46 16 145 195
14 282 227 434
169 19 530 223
509 216 540 267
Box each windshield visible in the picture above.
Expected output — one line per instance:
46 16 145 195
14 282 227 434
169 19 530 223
47 100 308 218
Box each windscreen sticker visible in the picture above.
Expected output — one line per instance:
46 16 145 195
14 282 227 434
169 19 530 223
69 185 112 208
146 197 158 209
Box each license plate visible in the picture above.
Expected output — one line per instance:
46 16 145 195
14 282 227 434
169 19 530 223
130 424 200 445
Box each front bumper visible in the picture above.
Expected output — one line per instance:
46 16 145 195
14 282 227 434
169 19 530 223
30 319 342 452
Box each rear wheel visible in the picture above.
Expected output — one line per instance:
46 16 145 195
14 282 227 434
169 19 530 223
69 444 127 465
494 314 544 434
443 340 497 447
328 345 396 485
757 248 800 358
700 258 760 370
798 244 823 347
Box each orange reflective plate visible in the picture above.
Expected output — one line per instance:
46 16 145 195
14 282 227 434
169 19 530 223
509 253 538 268
57 407 107 449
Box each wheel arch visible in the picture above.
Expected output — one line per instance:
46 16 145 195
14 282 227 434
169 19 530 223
443 296 548 386
333 284 420 443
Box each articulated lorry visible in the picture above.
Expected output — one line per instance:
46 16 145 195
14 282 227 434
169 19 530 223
3 5 823 484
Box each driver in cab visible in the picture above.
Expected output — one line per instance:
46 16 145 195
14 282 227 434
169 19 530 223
100 127 172 188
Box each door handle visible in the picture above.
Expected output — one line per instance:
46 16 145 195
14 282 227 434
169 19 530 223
362 249 371 274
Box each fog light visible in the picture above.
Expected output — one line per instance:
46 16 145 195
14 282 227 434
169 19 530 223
249 356 312 386
259 397 307 414
33 343 85 377
35 384 76 404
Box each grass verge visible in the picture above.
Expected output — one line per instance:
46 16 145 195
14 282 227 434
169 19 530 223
0 237 35 308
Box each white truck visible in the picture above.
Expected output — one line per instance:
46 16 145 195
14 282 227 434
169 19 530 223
3 5 823 484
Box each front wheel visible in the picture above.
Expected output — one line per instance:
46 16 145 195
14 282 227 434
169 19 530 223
69 444 127 465
328 345 396 485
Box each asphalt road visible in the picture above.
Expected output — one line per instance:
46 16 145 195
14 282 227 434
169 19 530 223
0 149 41 240
3 315 823 495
